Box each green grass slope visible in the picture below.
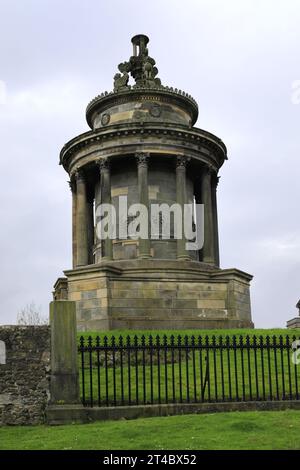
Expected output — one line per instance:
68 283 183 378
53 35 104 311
1 410 300 450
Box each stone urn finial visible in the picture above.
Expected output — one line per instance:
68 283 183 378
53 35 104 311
113 34 162 91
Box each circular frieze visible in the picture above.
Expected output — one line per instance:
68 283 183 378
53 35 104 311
149 104 161 118
101 113 110 126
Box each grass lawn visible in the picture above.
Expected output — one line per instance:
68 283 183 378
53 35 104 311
1 410 300 450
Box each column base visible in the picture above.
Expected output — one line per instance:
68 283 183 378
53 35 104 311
101 256 113 262
177 255 191 261
138 254 152 259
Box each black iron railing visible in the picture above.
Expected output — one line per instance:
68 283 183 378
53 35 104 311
78 335 300 407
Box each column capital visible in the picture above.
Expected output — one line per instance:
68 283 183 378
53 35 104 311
176 155 190 169
212 174 221 188
135 152 150 167
203 164 217 177
74 168 86 182
96 157 110 171
68 179 76 193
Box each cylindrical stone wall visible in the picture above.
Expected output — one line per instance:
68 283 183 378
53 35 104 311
92 155 197 262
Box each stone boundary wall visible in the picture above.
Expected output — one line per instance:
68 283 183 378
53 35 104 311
0 326 50 425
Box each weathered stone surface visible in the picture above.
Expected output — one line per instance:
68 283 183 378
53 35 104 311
287 300 300 328
0 326 50 425
61 260 253 330
53 35 254 330
50 301 80 405
47 401 300 425
287 317 300 328
0 341 5 364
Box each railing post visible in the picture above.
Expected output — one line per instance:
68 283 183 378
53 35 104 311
50 300 80 404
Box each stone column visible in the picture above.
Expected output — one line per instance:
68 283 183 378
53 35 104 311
176 155 190 261
98 158 113 261
87 198 95 264
75 170 89 267
136 152 151 259
212 174 220 267
201 165 215 265
194 177 202 262
94 177 101 263
69 179 77 269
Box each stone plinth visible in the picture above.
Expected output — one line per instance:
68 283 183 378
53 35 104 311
287 299 300 328
287 318 300 329
56 260 253 331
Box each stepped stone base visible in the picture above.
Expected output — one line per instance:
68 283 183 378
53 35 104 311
287 317 300 329
54 260 253 331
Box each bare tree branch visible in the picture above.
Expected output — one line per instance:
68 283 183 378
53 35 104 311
17 301 48 325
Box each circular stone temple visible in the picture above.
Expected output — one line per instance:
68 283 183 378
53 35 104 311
54 34 254 331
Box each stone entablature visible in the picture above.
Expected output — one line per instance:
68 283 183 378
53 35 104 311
60 122 227 174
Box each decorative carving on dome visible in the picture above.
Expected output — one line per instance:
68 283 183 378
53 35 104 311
113 35 162 91
113 62 131 92
149 103 161 118
101 113 110 126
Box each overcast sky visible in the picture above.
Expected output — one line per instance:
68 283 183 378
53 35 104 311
0 0 299 327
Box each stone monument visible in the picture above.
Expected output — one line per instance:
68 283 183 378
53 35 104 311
53 34 254 331
287 300 300 328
